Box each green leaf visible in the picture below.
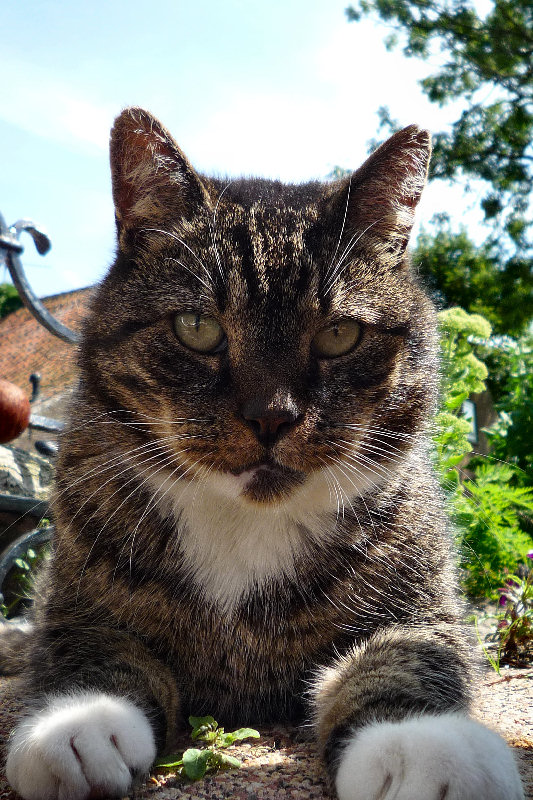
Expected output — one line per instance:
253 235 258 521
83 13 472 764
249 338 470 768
228 727 260 743
189 715 217 730
154 754 184 770
182 748 211 780
216 732 236 747
189 715 217 740
216 753 241 770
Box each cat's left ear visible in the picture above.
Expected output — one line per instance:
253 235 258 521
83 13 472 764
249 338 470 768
110 107 210 242
341 125 431 263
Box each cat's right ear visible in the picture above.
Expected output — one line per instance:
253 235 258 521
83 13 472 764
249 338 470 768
110 108 210 242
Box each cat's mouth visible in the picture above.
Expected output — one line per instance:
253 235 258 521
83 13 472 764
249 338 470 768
229 459 306 504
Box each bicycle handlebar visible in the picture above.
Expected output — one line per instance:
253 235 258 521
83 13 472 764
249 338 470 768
0 212 80 344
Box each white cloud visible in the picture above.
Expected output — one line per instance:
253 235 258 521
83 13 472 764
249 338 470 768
1 56 113 152
181 19 463 186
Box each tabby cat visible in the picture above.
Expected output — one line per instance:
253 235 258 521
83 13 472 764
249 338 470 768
2 108 523 800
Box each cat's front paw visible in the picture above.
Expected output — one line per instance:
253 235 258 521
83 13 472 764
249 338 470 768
335 712 524 800
6 691 156 800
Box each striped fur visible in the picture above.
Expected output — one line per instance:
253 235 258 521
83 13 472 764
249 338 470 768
2 108 523 800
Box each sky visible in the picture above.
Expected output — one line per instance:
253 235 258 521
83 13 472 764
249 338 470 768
1 0 482 299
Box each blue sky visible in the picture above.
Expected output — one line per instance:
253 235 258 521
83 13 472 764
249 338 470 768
2 0 478 298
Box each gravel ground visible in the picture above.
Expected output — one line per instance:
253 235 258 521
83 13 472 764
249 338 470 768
0 665 531 799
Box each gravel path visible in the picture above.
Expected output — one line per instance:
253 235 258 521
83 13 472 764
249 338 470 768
0 666 531 799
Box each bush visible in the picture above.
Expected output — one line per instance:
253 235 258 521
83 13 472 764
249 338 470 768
435 308 533 598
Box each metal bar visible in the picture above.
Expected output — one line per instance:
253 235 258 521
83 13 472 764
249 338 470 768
29 414 65 433
0 494 49 518
0 212 80 344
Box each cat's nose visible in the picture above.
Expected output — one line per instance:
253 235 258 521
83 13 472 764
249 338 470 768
241 400 301 447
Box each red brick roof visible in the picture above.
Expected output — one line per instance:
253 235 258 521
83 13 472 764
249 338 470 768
0 287 93 401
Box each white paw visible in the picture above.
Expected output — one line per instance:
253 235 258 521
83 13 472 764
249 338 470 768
335 712 524 800
6 691 156 800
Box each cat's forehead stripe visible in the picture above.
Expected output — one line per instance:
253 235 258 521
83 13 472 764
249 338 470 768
225 201 316 302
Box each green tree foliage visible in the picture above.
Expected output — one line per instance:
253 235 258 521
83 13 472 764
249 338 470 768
413 219 533 336
0 283 22 319
346 0 533 329
346 0 533 250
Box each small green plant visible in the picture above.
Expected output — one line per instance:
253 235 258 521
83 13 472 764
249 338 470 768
483 555 533 667
454 466 533 596
154 716 260 781
473 616 503 676
0 544 49 618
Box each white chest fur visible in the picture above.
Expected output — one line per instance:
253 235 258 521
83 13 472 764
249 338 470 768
145 457 390 612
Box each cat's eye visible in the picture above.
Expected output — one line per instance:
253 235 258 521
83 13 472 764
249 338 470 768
312 319 361 358
173 313 226 353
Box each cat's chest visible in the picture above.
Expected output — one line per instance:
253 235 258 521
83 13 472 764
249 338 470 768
149 473 341 614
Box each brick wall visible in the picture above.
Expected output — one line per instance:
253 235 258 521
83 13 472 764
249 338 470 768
0 287 93 402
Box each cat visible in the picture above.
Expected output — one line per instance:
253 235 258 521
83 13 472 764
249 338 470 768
1 107 524 800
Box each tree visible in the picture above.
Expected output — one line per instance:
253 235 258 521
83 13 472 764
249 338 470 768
0 283 22 319
347 0 532 243
413 218 533 336
346 0 533 326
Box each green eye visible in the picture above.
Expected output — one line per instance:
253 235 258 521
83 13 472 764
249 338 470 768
312 319 361 358
173 313 225 353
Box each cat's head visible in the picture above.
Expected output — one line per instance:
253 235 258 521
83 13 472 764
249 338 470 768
79 108 435 511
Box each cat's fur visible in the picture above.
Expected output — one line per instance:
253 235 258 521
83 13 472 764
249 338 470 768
1 109 523 800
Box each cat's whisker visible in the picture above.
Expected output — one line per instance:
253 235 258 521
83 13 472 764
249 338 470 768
326 449 383 539
121 453 217 593
132 448 214 536
68 441 202 557
0 435 196 542
66 444 177 530
336 216 385 268
96 410 211 424
333 425 415 458
187 455 219 518
333 442 396 484
142 227 215 287
333 421 415 441
325 175 352 282
126 454 211 580
323 217 383 295
318 458 340 521
75 451 181 605
213 182 233 224
55 434 206 515
336 436 404 467
319 458 344 521
71 446 183 546
323 453 381 540
62 409 211 440
334 426 414 457
207 205 226 285
321 455 374 543
165 256 213 292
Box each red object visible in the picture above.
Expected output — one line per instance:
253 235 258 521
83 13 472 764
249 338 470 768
0 378 31 443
